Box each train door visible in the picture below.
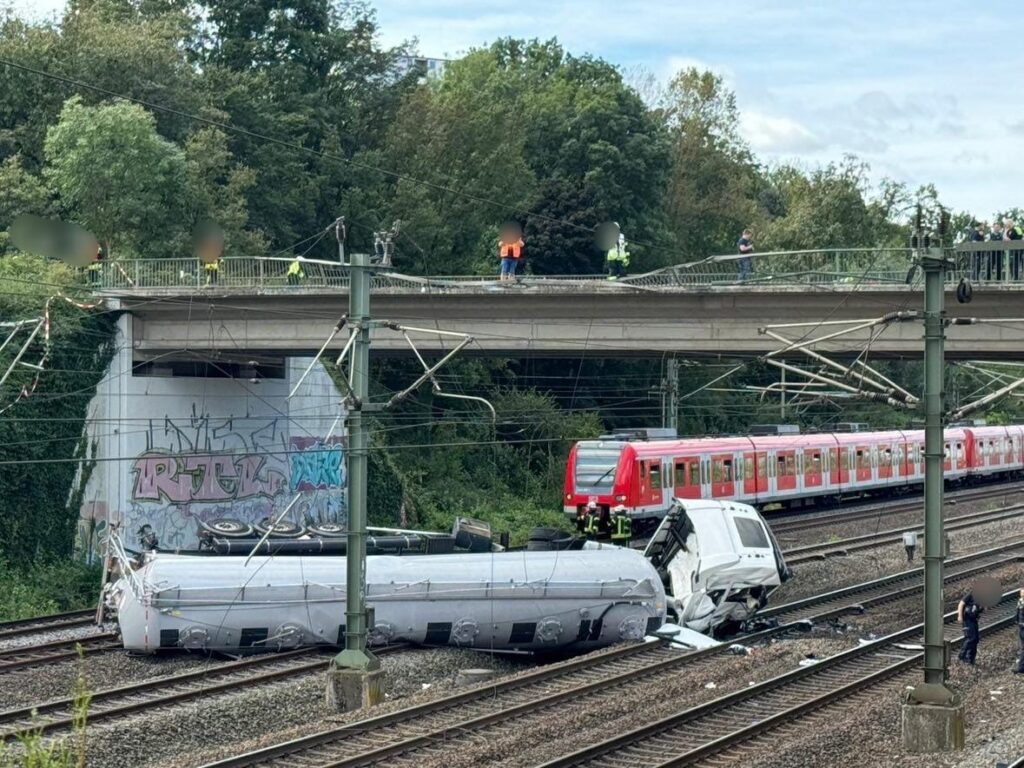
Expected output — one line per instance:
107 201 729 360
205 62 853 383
673 457 701 500
743 451 768 497
943 441 952 472
804 447 823 489
775 450 797 494
830 447 849 487
710 453 736 499
992 439 1003 467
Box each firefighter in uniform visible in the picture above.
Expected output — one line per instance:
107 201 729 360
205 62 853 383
287 255 305 286
1015 588 1024 674
605 229 629 280
609 504 631 543
957 590 982 665
579 501 600 536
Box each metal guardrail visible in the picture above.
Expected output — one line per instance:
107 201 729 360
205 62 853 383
85 247 1024 293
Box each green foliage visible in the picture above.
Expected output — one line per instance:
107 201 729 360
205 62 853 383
0 254 116 564
44 97 188 257
0 558 101 621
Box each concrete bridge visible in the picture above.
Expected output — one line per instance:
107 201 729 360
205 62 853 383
95 246 1024 360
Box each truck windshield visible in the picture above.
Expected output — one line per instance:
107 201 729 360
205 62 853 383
575 443 624 493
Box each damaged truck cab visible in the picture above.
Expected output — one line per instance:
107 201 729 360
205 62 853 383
644 498 791 637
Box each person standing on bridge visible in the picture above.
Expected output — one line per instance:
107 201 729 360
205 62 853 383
605 227 630 280
990 221 1005 282
737 229 754 281
1004 218 1023 281
498 228 524 282
287 254 306 286
957 590 983 666
969 222 987 281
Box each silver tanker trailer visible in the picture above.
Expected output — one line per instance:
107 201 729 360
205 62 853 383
108 499 787 654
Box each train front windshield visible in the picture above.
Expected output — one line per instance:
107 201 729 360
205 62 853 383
574 442 625 494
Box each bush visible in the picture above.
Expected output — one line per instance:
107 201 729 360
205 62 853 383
0 559 101 622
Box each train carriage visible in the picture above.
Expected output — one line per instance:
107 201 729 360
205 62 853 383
565 425 1019 524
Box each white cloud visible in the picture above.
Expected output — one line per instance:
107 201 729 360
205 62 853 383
740 111 824 154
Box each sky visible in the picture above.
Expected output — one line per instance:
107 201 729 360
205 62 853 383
12 0 1024 217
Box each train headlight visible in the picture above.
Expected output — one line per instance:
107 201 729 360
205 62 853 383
565 493 572 501
615 494 626 502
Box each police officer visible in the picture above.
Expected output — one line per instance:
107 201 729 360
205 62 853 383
1015 588 1024 674
609 504 631 543
957 590 983 665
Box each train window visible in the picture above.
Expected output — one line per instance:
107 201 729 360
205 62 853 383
744 458 754 480
785 454 795 476
776 455 786 476
713 458 733 483
806 451 822 474
690 462 701 486
734 517 770 549
758 454 767 478
649 464 662 490
881 447 892 465
674 461 686 486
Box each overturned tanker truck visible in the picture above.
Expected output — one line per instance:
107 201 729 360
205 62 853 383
108 499 789 655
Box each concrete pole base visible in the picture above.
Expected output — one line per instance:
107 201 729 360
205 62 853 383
902 699 965 753
456 668 495 686
325 668 384 713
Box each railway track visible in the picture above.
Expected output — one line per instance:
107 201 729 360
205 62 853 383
763 539 1024 625
769 482 1024 537
0 609 96 641
539 592 1023 768
783 502 1024 564
199 545 1023 768
0 645 412 740
0 631 120 674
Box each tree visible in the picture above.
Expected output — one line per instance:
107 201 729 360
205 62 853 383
662 68 761 258
0 155 53 253
43 96 188 257
183 125 268 256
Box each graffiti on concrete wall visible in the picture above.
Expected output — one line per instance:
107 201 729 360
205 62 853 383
123 404 346 551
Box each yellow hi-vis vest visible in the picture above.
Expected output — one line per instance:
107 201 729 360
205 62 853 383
287 259 305 277
606 245 630 265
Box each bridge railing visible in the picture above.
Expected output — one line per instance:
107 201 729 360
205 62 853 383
87 247 1010 292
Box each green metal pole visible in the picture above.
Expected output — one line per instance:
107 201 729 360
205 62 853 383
334 251 378 672
921 249 947 685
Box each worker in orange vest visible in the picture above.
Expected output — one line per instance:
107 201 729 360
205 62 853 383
498 231 524 282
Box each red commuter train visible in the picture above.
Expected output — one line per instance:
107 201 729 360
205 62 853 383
564 426 1024 524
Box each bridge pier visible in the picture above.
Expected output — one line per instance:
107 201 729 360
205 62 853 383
75 309 348 556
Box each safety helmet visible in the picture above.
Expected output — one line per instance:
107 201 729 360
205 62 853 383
612 504 627 513
586 501 598 510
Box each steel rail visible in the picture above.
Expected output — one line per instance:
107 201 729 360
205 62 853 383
0 644 412 740
783 502 1024 564
0 609 95 641
769 482 1024 536
539 592 1021 768
0 632 119 674
198 546 1023 768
